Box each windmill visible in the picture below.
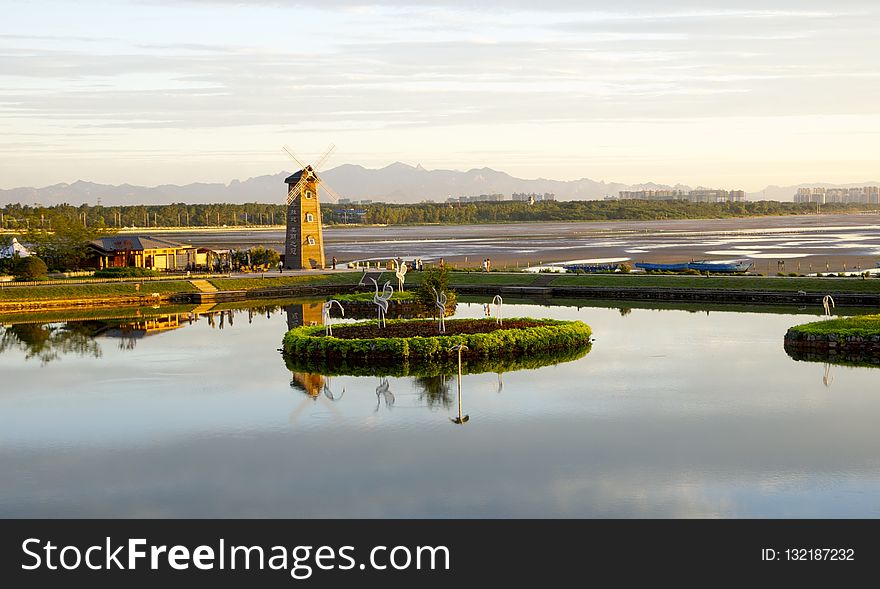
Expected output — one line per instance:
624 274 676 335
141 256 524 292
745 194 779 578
281 144 343 269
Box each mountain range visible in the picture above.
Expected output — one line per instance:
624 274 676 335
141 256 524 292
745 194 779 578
1 162 876 206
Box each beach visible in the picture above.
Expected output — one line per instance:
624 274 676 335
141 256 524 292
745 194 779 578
139 213 880 273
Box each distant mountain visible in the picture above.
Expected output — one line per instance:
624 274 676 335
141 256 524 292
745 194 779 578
0 163 638 206
3 162 876 206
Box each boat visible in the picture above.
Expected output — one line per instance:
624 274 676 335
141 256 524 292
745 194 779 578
633 262 690 272
562 263 620 273
687 260 752 273
635 260 752 273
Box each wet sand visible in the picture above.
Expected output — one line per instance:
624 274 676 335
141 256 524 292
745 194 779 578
144 213 880 273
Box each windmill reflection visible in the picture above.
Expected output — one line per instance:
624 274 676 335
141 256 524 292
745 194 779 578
288 372 343 426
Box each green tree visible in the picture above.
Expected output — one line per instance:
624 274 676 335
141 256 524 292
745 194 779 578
24 212 114 271
416 266 454 310
13 256 48 280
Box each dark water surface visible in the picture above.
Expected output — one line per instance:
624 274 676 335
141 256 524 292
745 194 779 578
1 300 878 518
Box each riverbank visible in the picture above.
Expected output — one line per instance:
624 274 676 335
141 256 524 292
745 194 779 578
2 270 879 313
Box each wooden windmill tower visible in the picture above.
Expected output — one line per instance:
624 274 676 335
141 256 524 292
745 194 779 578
281 144 341 270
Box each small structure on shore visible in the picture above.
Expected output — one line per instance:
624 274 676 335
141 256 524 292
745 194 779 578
88 236 196 270
0 237 31 259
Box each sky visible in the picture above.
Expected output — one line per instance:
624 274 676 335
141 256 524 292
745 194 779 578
1 0 878 191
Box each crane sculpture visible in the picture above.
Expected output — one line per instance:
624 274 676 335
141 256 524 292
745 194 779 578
375 377 394 412
432 287 447 333
491 294 503 326
322 299 344 336
822 295 835 319
395 260 408 292
369 277 393 328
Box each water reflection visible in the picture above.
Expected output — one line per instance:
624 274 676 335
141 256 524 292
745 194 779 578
0 322 102 364
5 297 880 517
414 374 452 409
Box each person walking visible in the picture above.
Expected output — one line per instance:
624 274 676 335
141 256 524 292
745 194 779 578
332 256 337 270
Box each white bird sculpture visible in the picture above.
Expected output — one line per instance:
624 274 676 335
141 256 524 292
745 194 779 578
822 294 835 319
492 294 503 326
432 287 447 333
369 277 393 328
395 261 408 292
375 377 394 412
322 299 344 336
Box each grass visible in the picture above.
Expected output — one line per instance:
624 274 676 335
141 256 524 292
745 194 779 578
0 281 197 301
2 268 877 305
443 272 540 286
788 314 880 337
210 272 359 290
333 291 419 302
549 274 880 293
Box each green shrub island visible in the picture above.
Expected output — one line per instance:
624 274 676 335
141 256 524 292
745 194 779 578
787 314 880 338
282 317 593 369
284 343 592 377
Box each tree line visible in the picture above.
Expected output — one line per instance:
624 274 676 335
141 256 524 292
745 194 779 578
2 199 875 231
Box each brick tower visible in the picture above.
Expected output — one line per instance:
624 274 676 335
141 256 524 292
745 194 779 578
283 165 326 270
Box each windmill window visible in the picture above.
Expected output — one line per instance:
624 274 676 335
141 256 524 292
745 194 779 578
305 213 314 222
306 235 316 246
305 190 313 199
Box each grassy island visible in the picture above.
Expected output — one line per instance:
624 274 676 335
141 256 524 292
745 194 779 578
282 317 592 367
784 314 880 365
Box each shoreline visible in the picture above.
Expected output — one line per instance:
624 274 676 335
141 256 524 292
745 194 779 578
2 271 878 315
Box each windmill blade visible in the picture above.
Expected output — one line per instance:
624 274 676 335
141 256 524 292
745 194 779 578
287 177 306 205
319 181 342 203
282 144 308 170
315 143 336 171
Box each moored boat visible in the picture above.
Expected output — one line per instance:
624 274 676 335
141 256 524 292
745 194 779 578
563 263 620 273
634 262 690 272
635 260 752 273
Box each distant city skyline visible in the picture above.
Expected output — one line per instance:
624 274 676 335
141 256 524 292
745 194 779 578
2 0 878 191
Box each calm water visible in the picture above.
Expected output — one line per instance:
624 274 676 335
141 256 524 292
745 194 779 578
1 300 879 518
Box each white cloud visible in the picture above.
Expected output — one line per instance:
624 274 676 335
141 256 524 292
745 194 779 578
0 0 878 189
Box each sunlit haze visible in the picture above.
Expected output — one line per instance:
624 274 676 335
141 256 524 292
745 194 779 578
2 0 879 191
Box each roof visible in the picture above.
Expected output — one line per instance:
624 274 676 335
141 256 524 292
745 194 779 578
284 165 319 184
89 236 191 253
0 237 31 259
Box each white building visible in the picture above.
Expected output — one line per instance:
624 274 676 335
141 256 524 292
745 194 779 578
0 237 31 259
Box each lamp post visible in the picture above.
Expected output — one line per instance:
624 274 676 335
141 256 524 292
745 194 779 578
449 344 470 424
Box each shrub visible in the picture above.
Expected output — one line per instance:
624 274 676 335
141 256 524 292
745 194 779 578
417 266 454 309
93 267 160 278
618 263 632 274
13 256 48 281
